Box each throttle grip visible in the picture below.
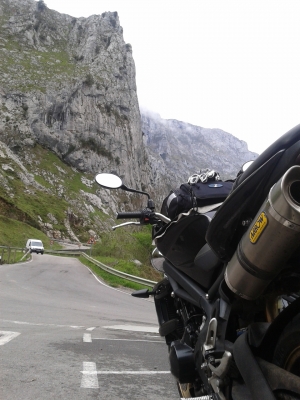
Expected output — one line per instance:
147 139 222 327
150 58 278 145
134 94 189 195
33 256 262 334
116 212 142 219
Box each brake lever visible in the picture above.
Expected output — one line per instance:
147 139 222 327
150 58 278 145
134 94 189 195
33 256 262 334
112 222 141 230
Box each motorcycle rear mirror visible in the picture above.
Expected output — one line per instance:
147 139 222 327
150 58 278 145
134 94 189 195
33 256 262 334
95 173 123 189
95 172 152 205
242 160 254 172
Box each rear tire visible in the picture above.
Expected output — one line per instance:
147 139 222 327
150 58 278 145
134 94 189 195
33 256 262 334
273 315 300 376
273 315 300 399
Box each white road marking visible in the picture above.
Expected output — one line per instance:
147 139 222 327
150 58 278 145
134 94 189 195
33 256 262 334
93 337 163 343
86 327 96 331
80 362 99 388
104 325 159 333
96 371 170 375
0 319 84 329
83 333 92 342
80 362 170 389
0 331 20 345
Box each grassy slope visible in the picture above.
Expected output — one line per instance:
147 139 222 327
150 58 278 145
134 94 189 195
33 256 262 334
0 215 50 248
0 145 98 241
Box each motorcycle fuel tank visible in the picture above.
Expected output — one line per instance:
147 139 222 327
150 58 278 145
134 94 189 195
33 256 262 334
225 165 300 300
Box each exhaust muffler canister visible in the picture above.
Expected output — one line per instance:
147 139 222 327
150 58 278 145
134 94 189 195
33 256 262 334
225 165 300 300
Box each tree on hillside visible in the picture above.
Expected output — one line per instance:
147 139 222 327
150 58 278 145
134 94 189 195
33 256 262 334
37 0 46 12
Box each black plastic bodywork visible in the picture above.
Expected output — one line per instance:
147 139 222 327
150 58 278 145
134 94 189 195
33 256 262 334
206 124 300 261
155 211 223 289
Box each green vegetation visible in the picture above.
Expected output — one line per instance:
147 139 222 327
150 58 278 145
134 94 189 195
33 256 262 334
87 226 163 284
94 227 153 262
0 215 50 248
79 256 152 290
79 137 113 160
0 247 30 264
0 144 96 243
84 73 94 87
77 225 163 289
0 24 88 92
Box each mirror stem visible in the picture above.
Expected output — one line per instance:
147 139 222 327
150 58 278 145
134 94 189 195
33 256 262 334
120 184 150 199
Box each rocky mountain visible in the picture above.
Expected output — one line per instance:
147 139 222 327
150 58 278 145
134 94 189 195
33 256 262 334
0 0 258 242
141 109 258 189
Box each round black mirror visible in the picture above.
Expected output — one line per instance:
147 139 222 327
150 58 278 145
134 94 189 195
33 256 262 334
95 173 123 189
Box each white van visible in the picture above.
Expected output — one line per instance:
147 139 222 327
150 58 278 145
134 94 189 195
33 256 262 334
26 239 44 255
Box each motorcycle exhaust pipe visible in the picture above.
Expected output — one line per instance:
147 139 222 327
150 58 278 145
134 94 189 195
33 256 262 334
225 165 300 300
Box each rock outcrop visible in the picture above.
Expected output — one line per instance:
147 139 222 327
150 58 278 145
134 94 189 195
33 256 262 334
0 0 150 190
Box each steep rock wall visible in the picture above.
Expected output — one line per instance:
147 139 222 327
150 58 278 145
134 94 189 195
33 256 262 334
0 0 150 190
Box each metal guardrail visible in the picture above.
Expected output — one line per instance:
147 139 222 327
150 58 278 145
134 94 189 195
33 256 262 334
45 248 157 288
44 249 82 256
81 253 157 288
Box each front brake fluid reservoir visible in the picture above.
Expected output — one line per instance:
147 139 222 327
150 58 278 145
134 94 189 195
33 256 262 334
225 166 300 301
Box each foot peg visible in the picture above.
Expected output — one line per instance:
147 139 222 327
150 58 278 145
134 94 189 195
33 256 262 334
131 289 155 298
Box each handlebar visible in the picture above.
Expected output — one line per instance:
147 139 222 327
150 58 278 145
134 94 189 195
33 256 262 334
116 212 143 219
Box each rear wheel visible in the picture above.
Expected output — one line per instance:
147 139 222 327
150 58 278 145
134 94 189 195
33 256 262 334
273 315 300 399
273 315 300 375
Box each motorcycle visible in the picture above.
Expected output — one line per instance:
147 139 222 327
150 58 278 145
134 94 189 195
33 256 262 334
95 124 300 400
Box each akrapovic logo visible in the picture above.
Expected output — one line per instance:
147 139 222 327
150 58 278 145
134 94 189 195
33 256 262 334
249 212 268 244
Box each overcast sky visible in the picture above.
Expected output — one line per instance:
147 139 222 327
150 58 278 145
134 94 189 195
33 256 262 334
41 0 300 154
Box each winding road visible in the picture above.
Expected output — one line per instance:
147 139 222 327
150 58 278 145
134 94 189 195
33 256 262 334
0 254 179 399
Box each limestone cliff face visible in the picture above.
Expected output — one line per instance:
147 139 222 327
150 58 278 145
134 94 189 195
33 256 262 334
0 0 150 189
141 110 258 189
0 0 259 240
0 0 258 195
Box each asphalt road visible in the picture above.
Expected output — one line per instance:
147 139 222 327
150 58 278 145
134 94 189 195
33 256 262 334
0 254 179 399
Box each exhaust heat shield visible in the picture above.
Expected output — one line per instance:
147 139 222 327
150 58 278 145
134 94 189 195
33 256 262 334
225 166 300 300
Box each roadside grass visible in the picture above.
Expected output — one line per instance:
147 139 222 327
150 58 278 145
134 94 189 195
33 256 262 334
0 248 29 264
94 256 162 282
79 256 153 290
93 226 154 265
0 215 62 251
88 226 164 285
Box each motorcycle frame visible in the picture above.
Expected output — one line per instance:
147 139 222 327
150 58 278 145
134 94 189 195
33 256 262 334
156 257 300 399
